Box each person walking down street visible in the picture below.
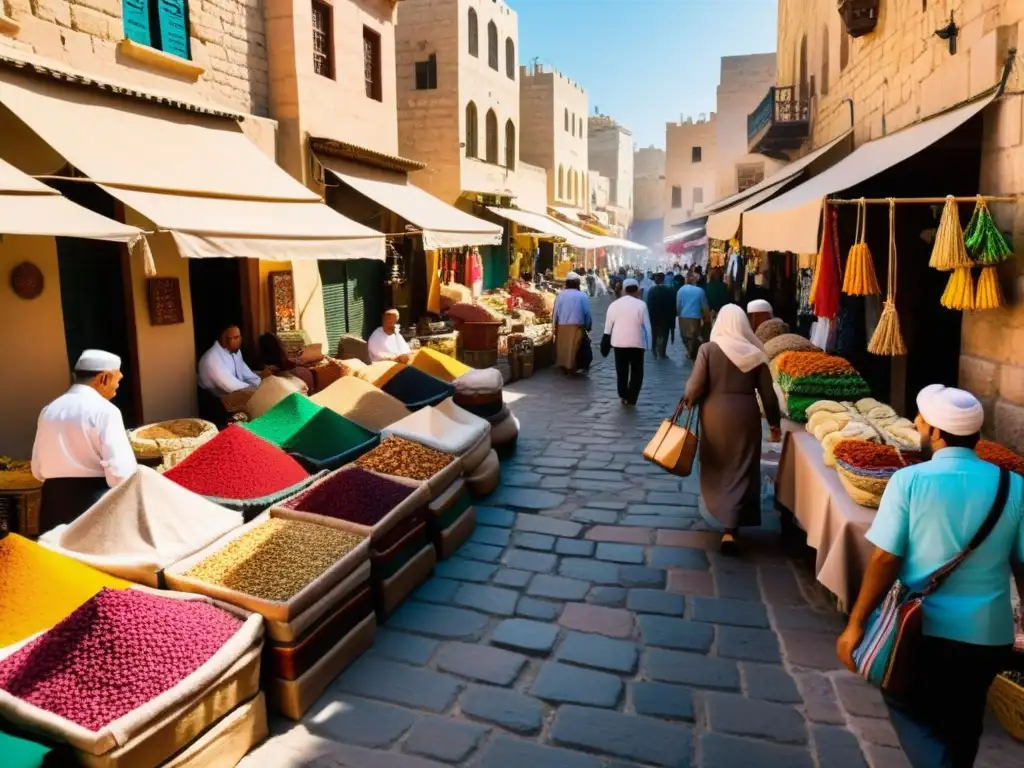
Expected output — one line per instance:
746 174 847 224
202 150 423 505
669 271 685 346
676 274 710 360
646 273 676 360
552 272 593 375
694 264 707 289
683 304 781 554
705 267 730 320
837 385 1024 768
605 278 651 406
639 271 655 301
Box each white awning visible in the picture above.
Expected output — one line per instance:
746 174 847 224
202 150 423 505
487 207 596 249
0 67 384 260
549 205 584 222
664 226 705 245
705 179 793 241
743 96 994 253
553 217 616 248
602 237 648 251
319 158 502 250
0 157 140 241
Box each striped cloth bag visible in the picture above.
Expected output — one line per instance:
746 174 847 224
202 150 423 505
853 467 1010 696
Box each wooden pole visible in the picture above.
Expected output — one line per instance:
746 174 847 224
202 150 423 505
827 195 1018 205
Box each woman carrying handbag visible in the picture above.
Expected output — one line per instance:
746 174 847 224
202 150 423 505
682 304 781 555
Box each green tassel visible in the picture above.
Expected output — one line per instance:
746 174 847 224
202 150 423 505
964 198 1013 265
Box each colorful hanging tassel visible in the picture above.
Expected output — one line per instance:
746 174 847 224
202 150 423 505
974 266 1005 310
940 267 976 310
929 196 972 271
964 197 1013 265
868 200 907 356
811 203 841 321
843 199 881 296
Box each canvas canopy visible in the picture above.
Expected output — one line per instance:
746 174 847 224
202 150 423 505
487 207 595 249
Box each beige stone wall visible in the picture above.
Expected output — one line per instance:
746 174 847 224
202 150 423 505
634 145 665 221
515 160 547 212
0 0 268 116
589 169 609 210
588 117 634 225
664 116 717 236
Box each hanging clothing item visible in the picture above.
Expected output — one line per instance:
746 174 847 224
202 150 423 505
426 250 441 314
797 268 815 317
470 249 483 296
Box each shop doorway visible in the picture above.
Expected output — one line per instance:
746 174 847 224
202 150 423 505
188 259 245 361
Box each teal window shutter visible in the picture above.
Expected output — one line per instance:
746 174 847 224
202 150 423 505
156 0 191 59
122 0 152 46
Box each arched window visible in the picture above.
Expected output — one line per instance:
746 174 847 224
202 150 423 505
465 101 478 157
821 25 830 96
571 113 576 137
505 38 515 80
564 108 569 132
505 120 516 169
798 35 808 101
579 118 584 138
487 21 498 70
468 9 478 57
575 172 581 205
568 168 575 201
558 165 565 199
485 108 498 163
840 29 849 72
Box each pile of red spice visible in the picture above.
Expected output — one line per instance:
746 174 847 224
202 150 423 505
282 466 417 526
833 441 924 471
164 425 309 499
0 588 241 731
977 440 1024 476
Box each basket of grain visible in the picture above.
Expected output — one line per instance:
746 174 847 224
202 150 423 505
127 419 218 469
832 440 923 508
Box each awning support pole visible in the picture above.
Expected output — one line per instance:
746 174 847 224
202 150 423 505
827 195 1018 205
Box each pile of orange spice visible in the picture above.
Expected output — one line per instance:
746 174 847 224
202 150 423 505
833 441 924 471
976 441 1024 476
775 351 857 378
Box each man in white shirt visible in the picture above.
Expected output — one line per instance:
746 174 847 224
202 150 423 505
31 350 138 530
368 309 412 363
197 325 261 397
746 298 774 333
604 278 652 406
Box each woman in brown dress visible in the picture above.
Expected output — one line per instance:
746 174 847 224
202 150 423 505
684 304 782 554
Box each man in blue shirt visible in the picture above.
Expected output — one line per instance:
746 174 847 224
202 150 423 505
552 272 592 374
675 275 710 360
838 385 1024 767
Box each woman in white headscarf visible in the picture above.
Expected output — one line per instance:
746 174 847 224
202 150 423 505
683 304 782 554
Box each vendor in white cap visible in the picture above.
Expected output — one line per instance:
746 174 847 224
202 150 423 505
368 309 412 363
838 384 1024 764
552 272 593 374
746 298 773 332
31 350 138 530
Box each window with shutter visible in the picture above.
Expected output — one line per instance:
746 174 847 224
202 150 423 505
505 120 515 169
485 109 498 164
505 38 515 80
319 261 349 355
487 22 498 70
465 101 478 157
363 27 382 101
312 0 333 78
122 0 191 59
415 54 437 90
671 186 682 209
468 9 478 57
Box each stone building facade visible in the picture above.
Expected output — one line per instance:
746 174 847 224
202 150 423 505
519 62 589 211
633 145 665 221
588 113 634 228
664 114 716 237
775 0 1024 449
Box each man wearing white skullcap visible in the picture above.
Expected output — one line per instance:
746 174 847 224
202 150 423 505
745 298 773 332
604 278 651 405
838 384 1024 764
31 349 138 530
552 271 592 373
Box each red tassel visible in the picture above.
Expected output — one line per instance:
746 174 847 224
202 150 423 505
812 207 841 321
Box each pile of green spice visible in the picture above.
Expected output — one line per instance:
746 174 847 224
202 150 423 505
244 393 376 462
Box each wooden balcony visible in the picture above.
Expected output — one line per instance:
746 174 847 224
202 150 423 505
747 86 810 159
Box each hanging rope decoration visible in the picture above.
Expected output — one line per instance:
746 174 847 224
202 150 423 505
964 196 1012 310
975 265 1005 310
928 195 972 271
940 266 976 310
842 199 881 296
810 202 841 321
868 199 907 356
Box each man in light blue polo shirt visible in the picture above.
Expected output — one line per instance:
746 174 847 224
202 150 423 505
675 274 710 360
837 384 1024 767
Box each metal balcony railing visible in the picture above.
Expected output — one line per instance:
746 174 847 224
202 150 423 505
747 86 811 156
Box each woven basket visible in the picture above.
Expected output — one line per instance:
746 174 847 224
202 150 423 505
989 674 1024 741
836 465 885 508
128 419 218 468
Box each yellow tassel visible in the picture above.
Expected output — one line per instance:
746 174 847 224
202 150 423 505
929 196 972 271
974 266 1005 310
868 301 907 356
843 200 880 295
940 267 975 310
130 235 157 277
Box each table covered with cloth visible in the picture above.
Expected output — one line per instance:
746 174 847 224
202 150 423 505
775 430 876 609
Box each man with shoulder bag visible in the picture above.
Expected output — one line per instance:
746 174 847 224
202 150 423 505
837 385 1024 767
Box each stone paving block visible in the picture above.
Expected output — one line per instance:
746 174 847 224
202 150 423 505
475 734 602 768
540 476 571 490
627 588 685 615
471 526 513 547
413 578 461 605
491 618 560 654
335 658 462 713
637 615 714 652
629 504 699 517
492 568 532 588
529 661 623 708
529 457 578 469
650 546 710 570
705 691 808 744
559 557 621 584
264 739 450 768
570 478 624 492
515 514 583 537
667 568 716 597
550 705 693 768
486 488 566 509
304 694 415 748
434 558 498 583
527 574 591 600
621 515 692 529
717 625 782 663
853 715 901 748
559 603 634 638
713 562 763 600
516 596 562 621
536 466 571 475
585 525 651 544
760 565 809 606
458 542 505 563
513 531 555 550
403 716 487 763
503 548 558 573
779 629 844 670
576 460 610 470
436 641 527 686
573 469 617 481
690 596 769 628
389 603 489 640
812 725 869 767
645 648 740 691
555 537 596 556
631 682 696 721
742 663 803 704
656 530 721 549
700 733 814 768
794 672 845 725
595 542 646 564
570 508 618 524
772 606 847 634
460 685 545 735
647 491 699 506
833 674 889 718
475 506 515 527
619 564 667 587
555 630 638 673
866 744 912 768
367 630 438 666
453 582 519 616
588 586 627 606
589 500 628 510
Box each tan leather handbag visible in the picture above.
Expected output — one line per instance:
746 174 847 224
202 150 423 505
642 400 699 477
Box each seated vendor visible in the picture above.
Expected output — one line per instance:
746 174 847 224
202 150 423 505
368 309 412 363
198 324 261 397
31 350 138 530
746 298 773 332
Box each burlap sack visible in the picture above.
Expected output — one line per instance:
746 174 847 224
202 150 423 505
264 561 372 644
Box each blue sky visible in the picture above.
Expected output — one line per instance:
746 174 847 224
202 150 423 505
515 0 779 149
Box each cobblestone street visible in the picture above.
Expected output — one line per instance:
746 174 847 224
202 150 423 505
242 299 1021 768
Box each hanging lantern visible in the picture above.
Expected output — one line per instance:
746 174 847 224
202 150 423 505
838 0 879 38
